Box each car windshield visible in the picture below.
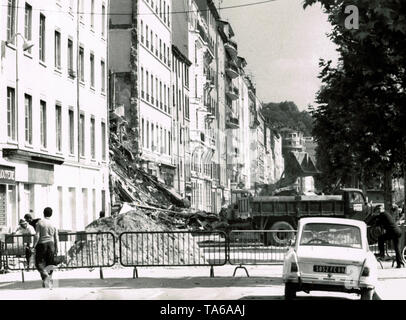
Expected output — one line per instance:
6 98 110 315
299 223 362 249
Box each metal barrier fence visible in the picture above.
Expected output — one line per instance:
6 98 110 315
119 231 227 277
1 232 116 280
228 230 296 276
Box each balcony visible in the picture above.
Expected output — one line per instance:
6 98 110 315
225 39 238 58
225 63 239 79
226 85 239 100
226 113 240 129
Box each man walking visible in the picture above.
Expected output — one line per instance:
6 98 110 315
33 207 59 288
15 219 36 269
376 205 404 268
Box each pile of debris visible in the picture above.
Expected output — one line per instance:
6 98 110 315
102 109 222 232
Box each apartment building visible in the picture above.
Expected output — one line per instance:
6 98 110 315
188 0 219 212
172 1 191 198
0 0 110 234
109 0 175 185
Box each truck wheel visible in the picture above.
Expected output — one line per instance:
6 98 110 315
284 283 297 300
360 288 374 300
367 226 382 245
268 221 295 246
402 246 406 264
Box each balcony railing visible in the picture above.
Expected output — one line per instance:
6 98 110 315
226 85 239 100
225 63 239 79
225 39 238 58
226 114 240 129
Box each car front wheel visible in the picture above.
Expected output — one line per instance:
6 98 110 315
360 288 374 300
285 283 297 300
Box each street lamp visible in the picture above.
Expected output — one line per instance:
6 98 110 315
5 33 34 144
6 33 34 51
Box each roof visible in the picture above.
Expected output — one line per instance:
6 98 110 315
298 217 367 229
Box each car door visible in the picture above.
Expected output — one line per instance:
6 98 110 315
346 191 367 220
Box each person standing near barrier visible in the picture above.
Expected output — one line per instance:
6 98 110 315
33 207 59 288
24 212 41 230
15 219 35 269
375 205 404 268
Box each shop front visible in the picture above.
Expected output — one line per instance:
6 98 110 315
0 165 16 235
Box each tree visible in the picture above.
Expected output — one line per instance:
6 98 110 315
304 0 406 209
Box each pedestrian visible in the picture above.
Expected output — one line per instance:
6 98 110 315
32 207 59 288
15 219 35 235
14 219 35 269
24 213 41 230
375 205 404 268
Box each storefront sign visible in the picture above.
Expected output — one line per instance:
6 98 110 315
0 165 15 184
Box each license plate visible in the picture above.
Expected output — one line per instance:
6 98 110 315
313 265 346 274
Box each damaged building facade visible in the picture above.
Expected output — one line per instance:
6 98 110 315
0 0 110 234
108 0 287 214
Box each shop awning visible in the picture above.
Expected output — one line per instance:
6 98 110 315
2 149 65 165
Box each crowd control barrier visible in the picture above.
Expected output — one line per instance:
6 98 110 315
119 231 227 277
1 232 116 281
228 230 296 277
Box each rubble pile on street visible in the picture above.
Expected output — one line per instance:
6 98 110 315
91 116 223 233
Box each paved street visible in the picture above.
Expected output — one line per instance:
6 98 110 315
0 262 404 300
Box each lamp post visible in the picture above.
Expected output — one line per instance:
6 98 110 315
6 33 34 145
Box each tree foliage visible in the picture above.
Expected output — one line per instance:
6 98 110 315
262 101 314 136
304 0 406 196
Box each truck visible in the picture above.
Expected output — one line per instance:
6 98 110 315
231 188 379 244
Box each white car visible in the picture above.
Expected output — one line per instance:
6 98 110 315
282 217 378 300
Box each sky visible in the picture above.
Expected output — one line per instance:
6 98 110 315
218 0 339 111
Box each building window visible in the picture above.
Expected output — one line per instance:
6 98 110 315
168 131 171 155
24 94 32 144
39 14 46 62
150 30 154 52
164 129 167 154
7 0 16 44
55 31 61 69
141 67 144 98
151 124 154 151
146 70 149 101
146 25 149 47
156 77 159 107
141 20 144 43
91 0 95 29
68 39 74 75
163 43 166 64
24 3 32 53
79 47 84 82
56 104 62 152
141 118 145 147
40 100 47 148
151 74 154 104
90 117 95 159
79 0 84 21
69 109 74 154
79 114 85 157
164 84 167 112
101 60 106 92
163 1 166 23
90 53 95 88
101 121 106 160
101 4 106 37
155 124 159 152
159 81 162 109
146 121 150 149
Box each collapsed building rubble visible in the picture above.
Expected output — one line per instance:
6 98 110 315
95 109 222 233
